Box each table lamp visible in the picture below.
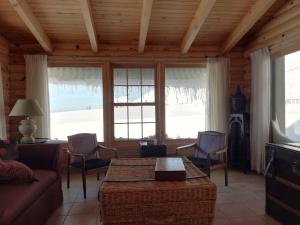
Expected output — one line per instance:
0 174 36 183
9 99 44 143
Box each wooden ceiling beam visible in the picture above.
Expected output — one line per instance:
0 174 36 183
79 0 98 52
8 0 52 53
180 0 216 54
221 0 276 54
138 0 153 53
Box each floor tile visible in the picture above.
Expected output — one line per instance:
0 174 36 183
218 202 257 219
228 216 267 225
63 214 98 225
69 201 99 215
53 203 73 216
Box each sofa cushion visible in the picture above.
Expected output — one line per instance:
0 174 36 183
0 140 18 160
0 160 37 183
0 170 57 225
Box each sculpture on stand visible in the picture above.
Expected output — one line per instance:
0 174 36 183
228 86 250 172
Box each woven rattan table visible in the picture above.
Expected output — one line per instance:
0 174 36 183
99 157 217 225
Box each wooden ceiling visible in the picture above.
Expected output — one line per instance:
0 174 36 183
0 0 288 55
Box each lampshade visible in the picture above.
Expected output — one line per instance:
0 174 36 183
9 99 44 117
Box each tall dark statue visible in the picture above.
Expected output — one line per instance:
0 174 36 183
228 85 250 172
231 85 246 113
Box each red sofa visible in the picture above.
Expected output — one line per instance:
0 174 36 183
0 143 63 225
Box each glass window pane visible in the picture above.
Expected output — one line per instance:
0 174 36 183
128 68 141 85
48 67 103 141
129 124 142 139
114 106 127 123
114 86 127 103
143 123 155 139
129 106 141 123
114 124 128 140
114 68 127 85
142 68 154 85
128 86 141 103
285 51 300 141
165 67 207 139
142 86 155 103
143 106 155 122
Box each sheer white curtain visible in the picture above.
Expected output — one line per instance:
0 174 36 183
0 65 7 139
25 55 50 138
207 57 230 133
250 48 271 174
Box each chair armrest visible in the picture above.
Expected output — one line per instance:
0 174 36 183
176 143 196 156
214 147 227 155
66 149 85 159
18 143 62 176
97 145 118 158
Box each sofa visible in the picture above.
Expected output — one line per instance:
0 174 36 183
0 143 63 225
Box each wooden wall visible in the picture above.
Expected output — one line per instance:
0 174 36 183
8 53 26 140
6 48 251 153
0 36 10 137
246 0 300 58
228 48 251 110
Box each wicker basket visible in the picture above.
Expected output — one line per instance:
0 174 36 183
100 157 216 225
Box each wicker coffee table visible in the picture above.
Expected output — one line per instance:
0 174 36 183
99 157 217 225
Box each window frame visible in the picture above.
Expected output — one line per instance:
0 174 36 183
111 63 158 141
47 60 207 146
47 62 105 142
160 63 207 143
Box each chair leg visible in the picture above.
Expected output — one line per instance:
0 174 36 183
82 168 86 198
97 171 100 181
67 154 70 188
224 152 228 186
81 159 86 199
206 154 211 178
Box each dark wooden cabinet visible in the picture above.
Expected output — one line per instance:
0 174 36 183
265 143 300 225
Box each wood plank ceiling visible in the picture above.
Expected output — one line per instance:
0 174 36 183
0 0 287 55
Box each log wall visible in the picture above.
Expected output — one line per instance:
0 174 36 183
245 0 300 58
228 48 251 109
0 36 10 137
8 54 26 140
7 48 251 156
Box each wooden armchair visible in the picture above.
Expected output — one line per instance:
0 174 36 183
66 133 118 198
176 131 228 186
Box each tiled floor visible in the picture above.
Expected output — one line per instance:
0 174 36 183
45 169 282 225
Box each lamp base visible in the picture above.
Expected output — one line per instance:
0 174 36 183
18 118 37 144
20 136 35 144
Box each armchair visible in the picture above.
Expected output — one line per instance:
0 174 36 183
66 133 118 198
176 131 228 186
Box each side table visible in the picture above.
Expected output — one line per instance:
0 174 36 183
139 144 167 157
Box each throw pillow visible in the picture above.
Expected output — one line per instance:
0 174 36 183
0 140 18 160
0 160 38 183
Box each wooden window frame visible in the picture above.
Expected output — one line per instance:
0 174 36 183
47 62 106 143
47 60 207 148
160 62 207 145
111 64 157 142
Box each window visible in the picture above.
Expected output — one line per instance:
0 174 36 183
113 67 156 140
48 67 103 141
165 67 207 139
285 51 300 141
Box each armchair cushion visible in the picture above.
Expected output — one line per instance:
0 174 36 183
0 160 37 183
71 158 110 170
0 170 57 225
